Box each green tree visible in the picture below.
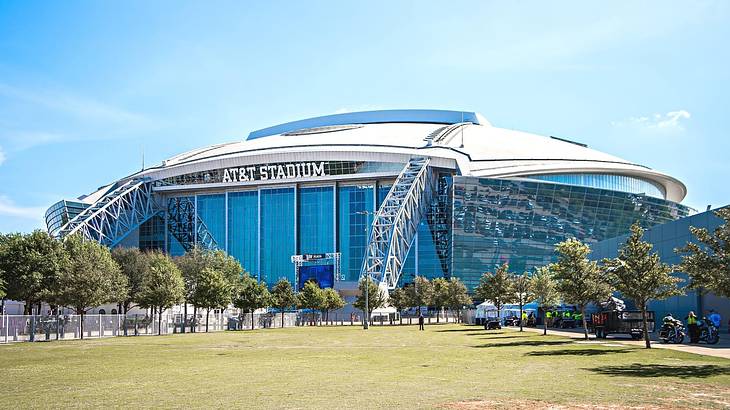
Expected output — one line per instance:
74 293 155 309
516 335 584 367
208 249 244 286
194 267 234 332
297 281 325 325
529 266 560 335
271 279 297 328
678 208 730 297
55 234 128 339
475 263 514 323
137 251 185 335
510 273 534 332
388 287 409 324
405 276 433 318
321 288 345 323
174 246 208 332
445 278 472 324
553 238 612 340
353 278 387 325
603 222 683 348
431 278 449 323
0 231 65 314
111 247 149 315
233 275 270 330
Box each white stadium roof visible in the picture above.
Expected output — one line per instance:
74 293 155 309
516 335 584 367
92 109 686 203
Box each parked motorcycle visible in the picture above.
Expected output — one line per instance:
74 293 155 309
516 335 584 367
659 322 685 344
697 319 720 345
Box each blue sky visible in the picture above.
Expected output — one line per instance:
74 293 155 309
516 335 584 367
0 1 728 233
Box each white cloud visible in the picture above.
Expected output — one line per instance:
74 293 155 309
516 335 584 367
0 146 5 165
611 110 691 132
0 196 46 221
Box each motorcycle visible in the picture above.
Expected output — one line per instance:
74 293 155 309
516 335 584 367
697 319 720 345
659 322 685 344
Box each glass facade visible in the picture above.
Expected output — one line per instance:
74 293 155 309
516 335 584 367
145 171 690 294
228 191 258 275
337 184 375 281
451 176 691 291
524 174 665 199
139 215 165 251
259 188 295 285
298 186 334 255
44 200 89 236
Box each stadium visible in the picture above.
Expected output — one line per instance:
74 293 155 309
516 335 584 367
45 109 692 295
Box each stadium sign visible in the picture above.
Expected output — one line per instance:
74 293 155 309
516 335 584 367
221 161 327 183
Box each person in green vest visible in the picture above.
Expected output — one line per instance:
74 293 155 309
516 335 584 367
686 311 699 343
545 310 553 327
521 310 528 326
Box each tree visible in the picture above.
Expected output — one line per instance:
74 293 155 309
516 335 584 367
475 263 514 323
0 231 65 314
388 287 409 324
55 234 128 339
208 249 244 287
678 208 730 297
405 276 433 319
194 267 234 332
233 275 270 330
445 278 472 324
431 278 449 323
174 246 208 332
603 222 683 348
353 278 387 325
137 251 185 335
271 279 297 328
111 247 149 315
529 266 560 335
297 281 325 325
321 288 345 324
510 273 534 332
552 238 612 340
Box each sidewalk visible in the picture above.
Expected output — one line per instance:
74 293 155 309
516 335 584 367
517 325 730 360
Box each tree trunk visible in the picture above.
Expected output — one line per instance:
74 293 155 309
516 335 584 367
183 302 188 334
543 319 547 335
641 304 651 349
436 309 440 323
206 309 210 333
281 310 285 328
193 306 197 333
519 301 524 332
79 310 84 340
581 307 588 340
251 310 255 330
158 307 163 336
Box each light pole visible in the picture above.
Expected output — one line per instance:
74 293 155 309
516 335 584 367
356 210 374 330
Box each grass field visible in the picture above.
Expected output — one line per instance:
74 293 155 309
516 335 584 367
2 324 730 409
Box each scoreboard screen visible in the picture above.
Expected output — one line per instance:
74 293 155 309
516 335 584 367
298 264 334 289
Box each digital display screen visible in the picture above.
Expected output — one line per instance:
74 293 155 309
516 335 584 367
298 264 334 289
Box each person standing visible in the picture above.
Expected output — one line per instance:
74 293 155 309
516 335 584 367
418 313 425 331
686 311 699 343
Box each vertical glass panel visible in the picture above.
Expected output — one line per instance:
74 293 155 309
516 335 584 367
337 184 375 281
228 191 258 276
260 188 295 286
196 194 226 248
298 186 334 254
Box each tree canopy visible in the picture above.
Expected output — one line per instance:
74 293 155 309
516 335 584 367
271 279 297 328
353 278 387 321
510 273 534 332
603 222 682 348
111 247 149 313
475 263 514 317
529 266 560 335
233 274 270 330
445 278 472 323
321 288 345 322
138 251 185 334
552 238 612 339
194 267 234 332
678 208 730 297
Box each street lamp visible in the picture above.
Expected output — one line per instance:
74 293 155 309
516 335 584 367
356 210 375 330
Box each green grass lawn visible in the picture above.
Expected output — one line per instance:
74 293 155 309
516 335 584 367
2 324 730 409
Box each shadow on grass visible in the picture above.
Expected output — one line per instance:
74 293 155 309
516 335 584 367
526 348 631 357
436 328 487 333
473 340 572 348
587 363 730 379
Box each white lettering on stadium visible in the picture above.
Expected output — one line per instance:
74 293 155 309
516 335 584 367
221 162 328 183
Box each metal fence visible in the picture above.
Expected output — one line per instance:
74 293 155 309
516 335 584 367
0 310 465 344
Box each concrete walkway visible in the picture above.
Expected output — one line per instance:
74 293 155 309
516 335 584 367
517 325 730 360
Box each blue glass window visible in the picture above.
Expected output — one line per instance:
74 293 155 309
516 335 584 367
337 184 375 281
228 191 259 276
298 186 334 254
524 174 665 199
260 188 295 286
196 194 226 248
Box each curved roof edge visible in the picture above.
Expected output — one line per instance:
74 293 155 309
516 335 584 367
247 109 487 140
